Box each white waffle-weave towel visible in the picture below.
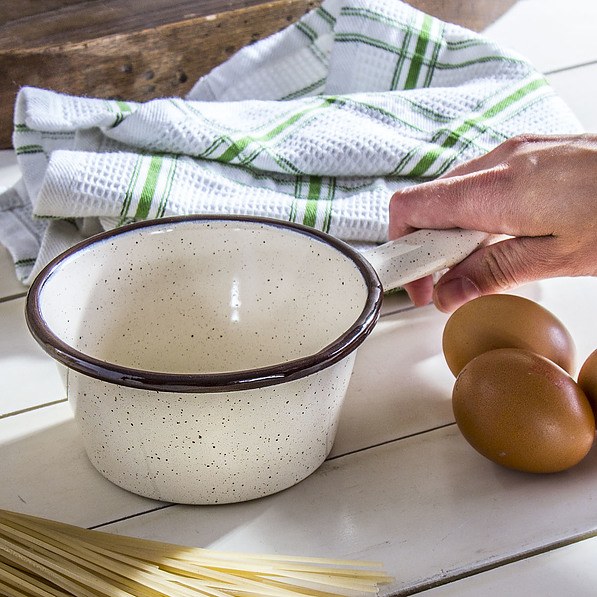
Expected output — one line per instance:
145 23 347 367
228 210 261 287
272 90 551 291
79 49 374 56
0 0 582 284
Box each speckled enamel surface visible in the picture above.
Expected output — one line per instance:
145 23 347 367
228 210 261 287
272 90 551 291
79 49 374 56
38 219 370 377
30 217 377 503
68 355 355 504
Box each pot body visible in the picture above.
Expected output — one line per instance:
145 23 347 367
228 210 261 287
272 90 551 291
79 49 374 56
28 216 382 504
68 354 355 504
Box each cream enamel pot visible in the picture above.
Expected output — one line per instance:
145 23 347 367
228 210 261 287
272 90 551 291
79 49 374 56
26 215 486 504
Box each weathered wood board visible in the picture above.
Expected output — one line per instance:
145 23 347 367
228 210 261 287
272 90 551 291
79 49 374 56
0 0 515 148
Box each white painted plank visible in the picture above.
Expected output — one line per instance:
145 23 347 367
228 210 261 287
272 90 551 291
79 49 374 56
333 276 597 457
523 277 597 372
331 301 453 457
483 0 597 73
0 297 66 416
0 151 20 193
97 424 597 596
0 276 595 594
0 401 163 526
0 245 26 300
420 535 597 596
548 63 597 132
0 149 27 299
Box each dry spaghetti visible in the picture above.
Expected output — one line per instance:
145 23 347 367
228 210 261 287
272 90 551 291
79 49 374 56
0 510 392 596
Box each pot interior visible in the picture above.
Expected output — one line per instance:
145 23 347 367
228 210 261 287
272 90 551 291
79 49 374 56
35 219 373 375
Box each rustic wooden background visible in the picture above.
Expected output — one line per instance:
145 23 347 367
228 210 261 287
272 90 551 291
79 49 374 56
0 0 516 148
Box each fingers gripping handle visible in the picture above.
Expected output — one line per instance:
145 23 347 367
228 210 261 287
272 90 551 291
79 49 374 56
364 229 490 292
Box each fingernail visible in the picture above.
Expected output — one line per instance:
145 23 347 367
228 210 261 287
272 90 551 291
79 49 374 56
435 277 481 312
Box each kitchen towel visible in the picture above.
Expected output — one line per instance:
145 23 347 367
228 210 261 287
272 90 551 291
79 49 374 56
0 0 582 284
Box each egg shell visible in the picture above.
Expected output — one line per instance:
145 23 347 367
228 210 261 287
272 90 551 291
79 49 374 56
578 349 597 417
452 348 595 473
443 294 576 377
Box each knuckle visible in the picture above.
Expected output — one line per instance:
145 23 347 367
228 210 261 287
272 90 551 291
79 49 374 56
501 135 529 155
481 244 522 291
504 134 542 150
501 135 546 171
388 189 417 238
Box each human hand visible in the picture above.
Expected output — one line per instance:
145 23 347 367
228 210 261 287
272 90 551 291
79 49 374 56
389 134 597 312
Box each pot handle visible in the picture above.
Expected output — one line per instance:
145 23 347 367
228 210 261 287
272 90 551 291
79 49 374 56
363 228 490 292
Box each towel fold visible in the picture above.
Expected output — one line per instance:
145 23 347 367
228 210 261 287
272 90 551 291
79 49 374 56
0 0 582 284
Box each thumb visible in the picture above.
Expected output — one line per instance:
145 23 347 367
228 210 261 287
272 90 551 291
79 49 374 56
433 236 560 312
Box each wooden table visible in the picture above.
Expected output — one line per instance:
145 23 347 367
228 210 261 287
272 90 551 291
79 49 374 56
2 144 597 595
2 0 597 594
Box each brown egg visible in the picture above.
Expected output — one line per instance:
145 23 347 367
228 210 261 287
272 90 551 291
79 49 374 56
452 348 595 473
578 349 597 417
443 294 576 376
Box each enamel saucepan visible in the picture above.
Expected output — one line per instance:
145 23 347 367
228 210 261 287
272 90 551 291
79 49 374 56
26 215 486 504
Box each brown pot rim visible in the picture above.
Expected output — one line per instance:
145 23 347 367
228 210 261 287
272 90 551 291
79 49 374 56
26 215 383 393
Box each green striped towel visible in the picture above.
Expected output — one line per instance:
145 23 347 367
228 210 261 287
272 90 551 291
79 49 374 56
0 0 582 284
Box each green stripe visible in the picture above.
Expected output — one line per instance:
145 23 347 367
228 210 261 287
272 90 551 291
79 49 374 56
15 258 36 267
390 10 415 90
423 22 444 87
433 94 545 178
115 100 132 113
233 136 304 174
483 77 547 118
408 77 547 177
296 21 317 42
341 2 430 91
281 78 326 100
197 159 384 196
323 178 335 233
445 38 486 50
15 144 44 155
391 93 491 175
34 215 77 222
119 155 143 219
202 137 227 159
341 6 408 30
290 178 302 223
303 176 322 227
14 125 74 140
342 97 423 132
316 6 336 26
335 33 402 55
135 155 163 219
404 15 433 89
264 150 304 175
217 97 337 164
187 95 320 173
191 96 382 171
110 100 133 126
187 97 307 147
435 55 525 71
156 156 178 218
336 33 524 75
